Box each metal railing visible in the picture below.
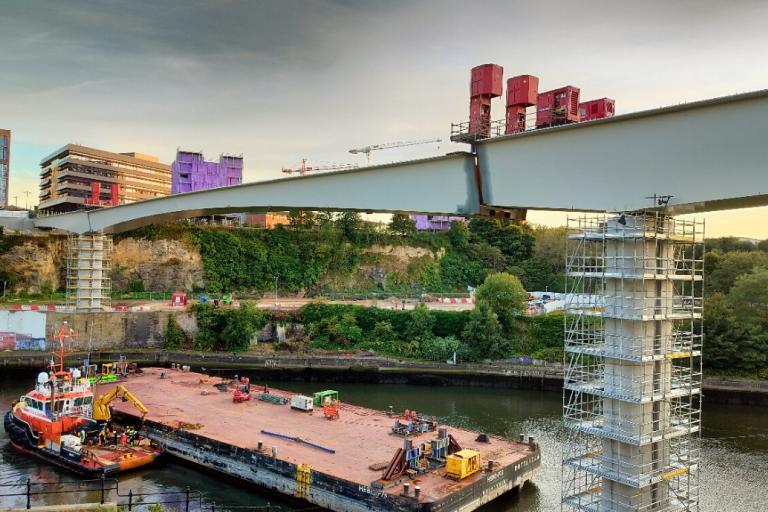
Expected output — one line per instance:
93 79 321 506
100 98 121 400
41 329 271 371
0 476 310 512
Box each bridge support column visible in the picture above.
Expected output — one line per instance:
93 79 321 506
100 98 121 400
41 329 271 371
563 213 702 511
66 233 112 311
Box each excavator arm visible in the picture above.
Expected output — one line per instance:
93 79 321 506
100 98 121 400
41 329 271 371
93 384 149 422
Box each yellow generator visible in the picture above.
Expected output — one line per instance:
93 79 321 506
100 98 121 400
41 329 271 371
445 449 481 480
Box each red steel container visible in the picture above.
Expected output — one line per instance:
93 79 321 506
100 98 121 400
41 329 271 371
470 64 503 98
505 75 539 134
579 98 615 121
506 75 538 106
536 86 580 128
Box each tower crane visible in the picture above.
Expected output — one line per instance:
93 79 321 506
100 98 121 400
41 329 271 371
348 138 442 164
281 159 358 176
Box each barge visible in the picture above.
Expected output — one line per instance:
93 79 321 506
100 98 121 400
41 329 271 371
106 367 541 511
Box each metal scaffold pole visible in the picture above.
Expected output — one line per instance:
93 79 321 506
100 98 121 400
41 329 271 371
562 212 703 511
66 232 112 311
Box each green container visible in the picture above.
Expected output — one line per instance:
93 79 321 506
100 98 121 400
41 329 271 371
313 390 339 406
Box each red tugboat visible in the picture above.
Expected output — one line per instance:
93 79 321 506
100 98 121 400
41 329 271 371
3 323 163 476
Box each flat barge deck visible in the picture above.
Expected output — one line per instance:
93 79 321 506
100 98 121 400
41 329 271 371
104 368 540 511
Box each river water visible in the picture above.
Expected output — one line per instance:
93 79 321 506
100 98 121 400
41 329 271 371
1 374 767 511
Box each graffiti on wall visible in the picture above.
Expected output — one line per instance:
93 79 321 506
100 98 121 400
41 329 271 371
0 310 47 351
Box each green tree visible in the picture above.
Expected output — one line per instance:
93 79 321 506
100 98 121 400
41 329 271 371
706 237 758 254
287 210 316 230
329 312 364 346
474 272 527 334
221 303 269 352
388 214 417 237
336 212 362 241
533 226 566 273
468 218 534 264
368 320 399 353
439 252 483 289
706 251 768 294
704 293 767 372
405 303 435 341
469 243 506 277
163 313 187 349
461 302 510 360
448 221 470 251
511 258 561 293
193 304 225 351
727 269 768 327
420 335 460 361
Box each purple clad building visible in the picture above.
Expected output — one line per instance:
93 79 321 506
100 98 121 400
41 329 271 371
411 214 466 231
171 150 243 194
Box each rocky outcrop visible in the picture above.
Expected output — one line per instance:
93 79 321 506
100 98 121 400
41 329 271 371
112 238 205 292
0 235 66 294
364 244 444 263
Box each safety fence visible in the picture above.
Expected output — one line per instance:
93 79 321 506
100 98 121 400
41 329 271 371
0 477 322 512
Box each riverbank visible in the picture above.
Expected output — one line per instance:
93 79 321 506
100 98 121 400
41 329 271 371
2 349 767 405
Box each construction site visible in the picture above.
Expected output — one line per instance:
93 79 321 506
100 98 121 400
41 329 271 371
103 367 541 512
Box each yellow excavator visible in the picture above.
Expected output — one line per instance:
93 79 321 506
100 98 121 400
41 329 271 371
92 384 149 422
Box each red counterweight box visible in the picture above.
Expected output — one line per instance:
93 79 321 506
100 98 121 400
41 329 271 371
470 64 503 98
505 75 539 134
579 98 615 122
507 75 538 106
536 86 580 128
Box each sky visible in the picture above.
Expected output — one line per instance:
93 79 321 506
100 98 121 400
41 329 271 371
1 0 767 237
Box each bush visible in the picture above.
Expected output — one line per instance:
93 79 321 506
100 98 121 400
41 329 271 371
128 279 145 293
193 303 268 352
163 314 187 349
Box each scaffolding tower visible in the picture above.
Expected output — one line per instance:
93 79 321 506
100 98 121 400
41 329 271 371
562 213 703 512
66 233 112 311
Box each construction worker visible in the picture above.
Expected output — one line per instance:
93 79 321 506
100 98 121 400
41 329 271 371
121 431 127 447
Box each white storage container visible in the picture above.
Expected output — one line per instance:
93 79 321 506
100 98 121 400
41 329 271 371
290 394 313 411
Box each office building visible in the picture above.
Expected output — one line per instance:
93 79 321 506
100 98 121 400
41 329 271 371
39 144 171 213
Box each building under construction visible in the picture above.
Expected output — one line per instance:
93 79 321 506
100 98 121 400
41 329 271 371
562 212 703 511
171 150 243 194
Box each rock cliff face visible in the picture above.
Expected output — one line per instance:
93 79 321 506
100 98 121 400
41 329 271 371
0 236 67 294
2 234 437 295
112 238 205 292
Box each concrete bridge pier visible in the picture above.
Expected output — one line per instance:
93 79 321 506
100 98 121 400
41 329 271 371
563 213 703 511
